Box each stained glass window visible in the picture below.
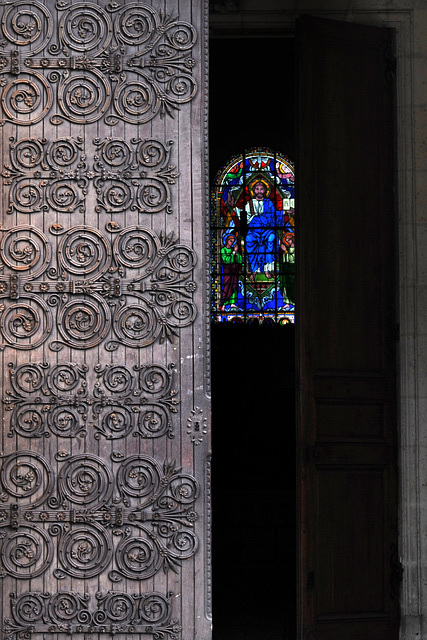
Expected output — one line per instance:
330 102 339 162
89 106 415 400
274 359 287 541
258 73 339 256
211 148 295 324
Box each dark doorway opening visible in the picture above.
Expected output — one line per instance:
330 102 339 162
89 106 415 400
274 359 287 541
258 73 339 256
210 36 297 640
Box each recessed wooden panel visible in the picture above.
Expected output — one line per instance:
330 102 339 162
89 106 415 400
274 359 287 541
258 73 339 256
316 401 384 440
299 21 394 376
317 469 385 617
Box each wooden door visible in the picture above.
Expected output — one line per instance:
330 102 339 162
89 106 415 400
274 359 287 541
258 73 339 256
0 3 210 640
297 15 398 640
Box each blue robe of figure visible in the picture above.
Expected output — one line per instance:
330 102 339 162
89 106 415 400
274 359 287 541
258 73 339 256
245 198 285 274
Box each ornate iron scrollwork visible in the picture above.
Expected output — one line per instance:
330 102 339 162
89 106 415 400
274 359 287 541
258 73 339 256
2 136 88 215
2 136 179 216
3 590 181 640
0 451 199 581
0 224 197 350
4 362 179 439
93 137 179 215
0 1 197 126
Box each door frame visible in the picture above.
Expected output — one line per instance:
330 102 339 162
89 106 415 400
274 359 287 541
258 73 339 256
208 7 416 637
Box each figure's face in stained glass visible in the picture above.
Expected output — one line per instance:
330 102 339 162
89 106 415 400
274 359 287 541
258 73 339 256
254 182 266 199
211 148 295 324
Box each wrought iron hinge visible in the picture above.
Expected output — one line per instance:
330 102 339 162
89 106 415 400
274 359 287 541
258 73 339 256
10 274 18 300
10 503 19 528
10 50 19 75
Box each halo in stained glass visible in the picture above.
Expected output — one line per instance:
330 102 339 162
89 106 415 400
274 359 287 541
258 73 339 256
211 148 295 324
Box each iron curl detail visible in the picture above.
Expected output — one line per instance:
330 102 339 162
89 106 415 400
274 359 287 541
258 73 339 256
0 1 198 126
4 362 179 441
3 590 181 640
0 452 198 582
0 224 196 351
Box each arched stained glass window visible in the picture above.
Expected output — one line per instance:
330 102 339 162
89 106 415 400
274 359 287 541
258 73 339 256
211 148 295 324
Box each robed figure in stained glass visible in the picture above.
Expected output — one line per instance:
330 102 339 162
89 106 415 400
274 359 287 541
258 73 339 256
280 231 295 305
220 234 243 309
235 180 287 280
211 149 295 324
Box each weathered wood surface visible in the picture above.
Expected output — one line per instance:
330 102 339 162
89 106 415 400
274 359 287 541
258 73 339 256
0 2 210 640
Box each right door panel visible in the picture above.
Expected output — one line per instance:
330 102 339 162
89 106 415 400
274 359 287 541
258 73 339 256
297 15 398 640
